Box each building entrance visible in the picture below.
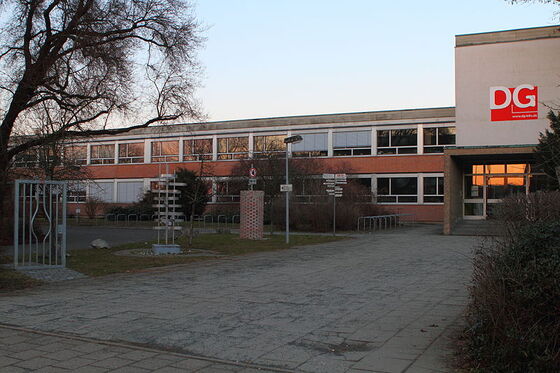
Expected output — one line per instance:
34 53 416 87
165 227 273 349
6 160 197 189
463 163 546 220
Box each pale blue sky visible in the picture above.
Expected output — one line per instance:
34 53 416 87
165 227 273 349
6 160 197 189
193 0 558 122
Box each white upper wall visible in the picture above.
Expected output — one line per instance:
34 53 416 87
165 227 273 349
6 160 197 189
455 26 560 147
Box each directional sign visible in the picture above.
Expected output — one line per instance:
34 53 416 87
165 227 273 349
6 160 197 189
280 184 293 192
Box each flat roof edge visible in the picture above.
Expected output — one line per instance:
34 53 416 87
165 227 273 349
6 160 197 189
125 106 456 136
456 25 560 47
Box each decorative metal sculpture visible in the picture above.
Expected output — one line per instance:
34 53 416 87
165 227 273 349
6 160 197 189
13 180 67 268
151 173 185 254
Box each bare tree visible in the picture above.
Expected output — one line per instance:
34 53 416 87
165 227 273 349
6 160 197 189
0 0 204 236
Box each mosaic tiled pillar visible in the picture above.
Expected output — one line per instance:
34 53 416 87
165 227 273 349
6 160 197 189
240 190 264 240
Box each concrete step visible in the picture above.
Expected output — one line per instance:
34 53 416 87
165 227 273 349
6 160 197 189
452 220 502 236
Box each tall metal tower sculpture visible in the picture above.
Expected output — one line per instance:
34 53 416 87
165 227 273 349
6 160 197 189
152 172 185 254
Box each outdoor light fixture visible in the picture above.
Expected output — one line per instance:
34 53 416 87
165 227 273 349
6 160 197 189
283 135 303 244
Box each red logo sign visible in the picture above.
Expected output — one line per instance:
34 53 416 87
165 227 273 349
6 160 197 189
490 85 538 122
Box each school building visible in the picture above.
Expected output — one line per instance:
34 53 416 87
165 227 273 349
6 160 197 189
16 25 559 233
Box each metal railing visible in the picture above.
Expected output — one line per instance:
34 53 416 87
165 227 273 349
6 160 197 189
357 213 415 233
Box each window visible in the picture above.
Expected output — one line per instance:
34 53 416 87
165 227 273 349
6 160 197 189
90 144 115 164
217 137 248 160
90 182 114 202
184 138 213 161
68 183 87 203
65 145 87 165
13 150 38 168
215 179 244 202
291 133 328 157
333 131 371 156
253 135 286 157
377 129 417 155
424 177 444 203
118 143 144 163
377 177 417 203
151 140 179 162
423 127 456 153
117 181 144 203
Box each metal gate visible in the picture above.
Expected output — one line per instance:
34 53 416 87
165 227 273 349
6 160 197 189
13 180 67 268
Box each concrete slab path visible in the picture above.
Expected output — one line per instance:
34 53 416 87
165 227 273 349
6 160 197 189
0 225 478 372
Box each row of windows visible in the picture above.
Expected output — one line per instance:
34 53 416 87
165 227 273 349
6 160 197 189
70 175 444 206
14 126 455 167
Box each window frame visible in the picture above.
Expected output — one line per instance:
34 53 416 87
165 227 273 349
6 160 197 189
151 140 180 163
376 176 418 204
423 127 456 153
377 129 418 155
90 144 116 165
423 176 444 203
184 138 213 161
217 136 249 160
118 142 144 164
333 130 372 157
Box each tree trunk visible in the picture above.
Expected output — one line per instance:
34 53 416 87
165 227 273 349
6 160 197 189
0 160 13 245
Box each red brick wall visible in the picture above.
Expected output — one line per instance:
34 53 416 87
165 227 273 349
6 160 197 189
239 190 264 240
84 155 444 179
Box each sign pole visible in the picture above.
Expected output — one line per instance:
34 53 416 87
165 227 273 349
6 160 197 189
285 153 289 244
333 194 336 236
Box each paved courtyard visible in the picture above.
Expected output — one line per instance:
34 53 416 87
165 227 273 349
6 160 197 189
0 225 478 372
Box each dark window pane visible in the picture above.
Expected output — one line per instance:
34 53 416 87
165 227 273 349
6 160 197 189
397 196 417 203
397 147 417 154
377 148 396 155
391 177 417 195
438 127 456 145
423 128 437 145
424 177 437 195
377 130 389 147
353 148 371 156
377 196 396 203
424 196 444 203
424 146 443 153
333 149 352 156
438 177 444 194
377 178 390 195
391 129 417 146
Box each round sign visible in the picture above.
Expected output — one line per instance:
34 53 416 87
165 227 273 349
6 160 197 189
249 167 257 178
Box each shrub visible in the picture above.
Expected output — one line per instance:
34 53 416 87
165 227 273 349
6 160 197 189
463 217 560 372
271 180 386 232
105 191 155 219
84 197 104 219
498 191 560 237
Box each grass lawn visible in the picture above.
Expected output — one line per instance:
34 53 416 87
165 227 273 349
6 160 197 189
68 233 346 277
0 268 43 293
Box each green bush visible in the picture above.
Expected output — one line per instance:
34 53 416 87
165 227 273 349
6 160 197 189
464 220 560 372
105 191 155 219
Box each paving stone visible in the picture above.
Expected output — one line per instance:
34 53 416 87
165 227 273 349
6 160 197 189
91 357 134 369
171 358 213 370
14 357 58 370
0 225 478 372
131 357 175 370
52 357 97 369
0 356 21 367
8 348 48 360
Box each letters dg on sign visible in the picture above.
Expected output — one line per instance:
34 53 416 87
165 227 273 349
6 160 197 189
490 84 538 122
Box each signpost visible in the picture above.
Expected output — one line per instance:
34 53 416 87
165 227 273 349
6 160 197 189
248 166 257 190
323 173 347 236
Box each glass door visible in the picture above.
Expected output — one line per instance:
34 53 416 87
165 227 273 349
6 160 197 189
464 173 485 219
